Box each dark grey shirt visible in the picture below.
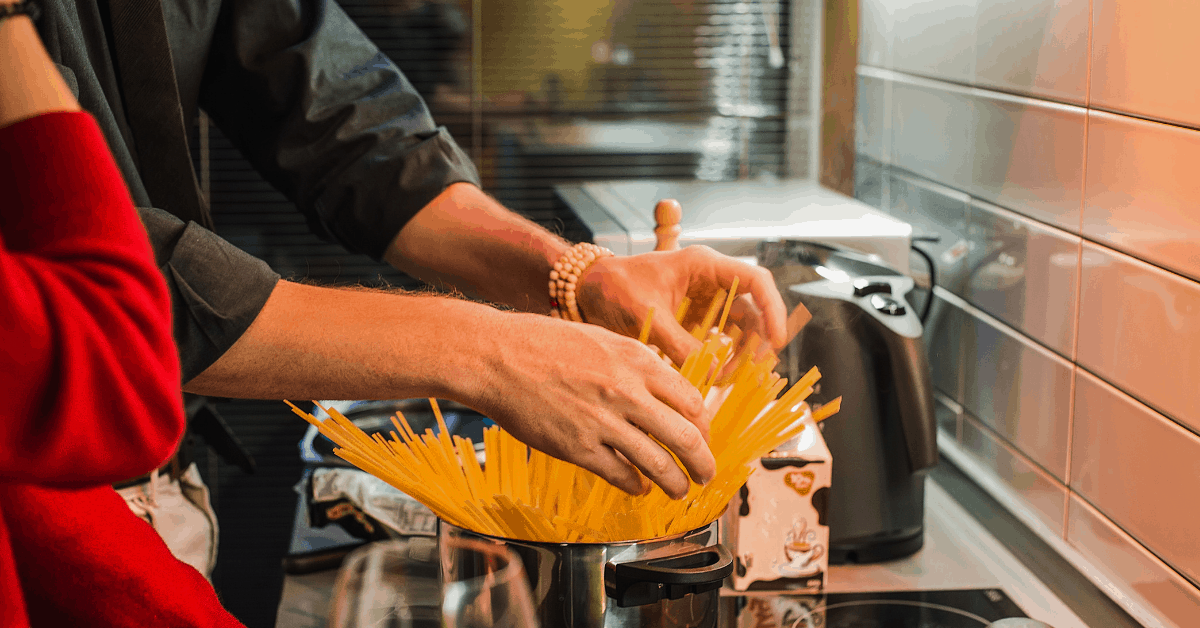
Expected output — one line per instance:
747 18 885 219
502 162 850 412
38 0 481 381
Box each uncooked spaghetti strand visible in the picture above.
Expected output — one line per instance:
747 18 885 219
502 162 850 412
484 427 502 497
721 375 788 446
494 495 553 540
638 306 656 345
752 382 816 434
419 430 476 503
429 399 465 482
679 336 718 387
674 297 692 323
716 276 740 335
454 435 487 503
693 289 727 341
513 438 531 506
812 396 843 423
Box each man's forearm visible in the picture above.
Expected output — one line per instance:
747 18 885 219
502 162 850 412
384 182 569 313
182 280 508 402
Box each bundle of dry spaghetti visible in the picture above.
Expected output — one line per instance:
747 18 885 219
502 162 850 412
287 278 841 543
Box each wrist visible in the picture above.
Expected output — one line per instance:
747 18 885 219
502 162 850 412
438 304 520 411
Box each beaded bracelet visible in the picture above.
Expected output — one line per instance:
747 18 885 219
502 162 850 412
548 242 613 322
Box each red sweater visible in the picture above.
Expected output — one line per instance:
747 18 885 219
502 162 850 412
0 113 243 627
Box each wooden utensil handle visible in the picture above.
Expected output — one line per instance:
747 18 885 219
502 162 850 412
654 199 682 252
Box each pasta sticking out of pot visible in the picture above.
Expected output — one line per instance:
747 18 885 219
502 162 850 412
286 278 842 543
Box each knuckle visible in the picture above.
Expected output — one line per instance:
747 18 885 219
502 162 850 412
675 423 704 452
598 382 629 404
643 451 673 478
680 389 704 418
619 334 647 352
580 437 607 458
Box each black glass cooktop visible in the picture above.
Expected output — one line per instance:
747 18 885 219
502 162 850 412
724 588 1032 628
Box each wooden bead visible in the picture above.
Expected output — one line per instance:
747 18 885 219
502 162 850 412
547 242 614 320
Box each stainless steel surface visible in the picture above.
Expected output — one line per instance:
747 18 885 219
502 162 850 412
889 0 978 83
974 0 1088 104
858 0 892 68
887 170 973 293
1082 111 1200 281
890 75 977 191
856 72 888 163
1070 370 1200 587
988 619 1054 628
937 394 964 442
854 156 886 210
968 92 1085 233
440 521 725 628
1090 0 1200 128
960 303 1073 481
499 119 710 156
1066 494 1200 628
1075 242 1200 435
960 413 1068 533
928 293 969 403
564 179 913 273
966 199 1080 358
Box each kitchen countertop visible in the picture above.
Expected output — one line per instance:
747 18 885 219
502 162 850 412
820 480 1087 627
274 474 1090 628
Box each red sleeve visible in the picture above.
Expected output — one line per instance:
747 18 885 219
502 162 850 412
0 112 185 486
0 484 246 628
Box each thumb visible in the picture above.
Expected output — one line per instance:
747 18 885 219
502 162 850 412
651 316 703 367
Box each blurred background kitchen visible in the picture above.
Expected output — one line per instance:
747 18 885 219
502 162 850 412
181 1 1199 627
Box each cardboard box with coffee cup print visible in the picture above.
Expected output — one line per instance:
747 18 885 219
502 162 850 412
722 406 831 592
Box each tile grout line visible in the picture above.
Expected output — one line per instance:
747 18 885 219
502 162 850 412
886 160 1200 286
960 407 1064 491
1066 0 1089 520
1085 0 1094 112
1062 364 1076 541
936 440 1171 628
1070 488 1200 594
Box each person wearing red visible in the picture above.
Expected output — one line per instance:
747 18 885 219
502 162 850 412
0 4 243 626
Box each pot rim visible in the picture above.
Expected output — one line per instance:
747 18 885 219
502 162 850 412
438 517 720 548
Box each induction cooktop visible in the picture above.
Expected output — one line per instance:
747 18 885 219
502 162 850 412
723 588 1035 628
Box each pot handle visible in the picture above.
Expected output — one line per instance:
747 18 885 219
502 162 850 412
604 544 734 608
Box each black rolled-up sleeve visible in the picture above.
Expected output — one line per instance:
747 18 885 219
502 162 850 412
197 0 480 261
140 207 281 383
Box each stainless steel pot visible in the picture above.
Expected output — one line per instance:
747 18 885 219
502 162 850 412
439 520 733 628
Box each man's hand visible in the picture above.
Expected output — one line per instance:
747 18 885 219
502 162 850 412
466 312 714 500
574 245 788 366
185 281 714 500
